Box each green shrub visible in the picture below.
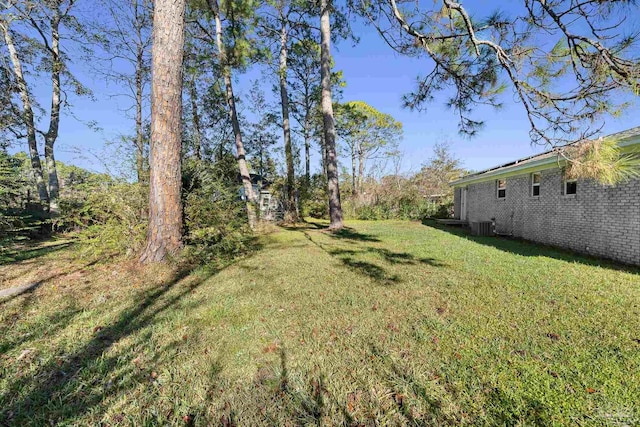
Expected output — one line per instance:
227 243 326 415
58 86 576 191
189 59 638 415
343 198 453 222
355 204 387 220
305 198 328 219
56 182 148 258
0 212 22 236
55 157 255 263
184 187 250 262
55 197 90 231
0 152 23 235
182 160 252 263
301 174 329 219
432 202 454 219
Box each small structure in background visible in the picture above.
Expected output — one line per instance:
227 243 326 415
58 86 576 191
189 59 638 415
238 174 283 222
427 193 447 204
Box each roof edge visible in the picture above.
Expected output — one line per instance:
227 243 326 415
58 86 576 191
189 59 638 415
450 129 640 187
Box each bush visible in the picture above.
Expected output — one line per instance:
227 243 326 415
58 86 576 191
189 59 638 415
184 187 250 263
342 198 453 222
304 197 329 219
182 160 252 263
55 182 148 257
54 157 255 263
432 202 454 219
354 204 389 220
0 212 23 237
301 174 329 219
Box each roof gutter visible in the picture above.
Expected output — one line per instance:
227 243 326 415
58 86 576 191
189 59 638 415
450 135 640 187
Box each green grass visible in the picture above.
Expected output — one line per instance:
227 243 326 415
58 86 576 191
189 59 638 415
1 220 639 426
0 238 73 269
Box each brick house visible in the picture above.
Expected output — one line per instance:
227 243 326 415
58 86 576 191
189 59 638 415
450 127 640 266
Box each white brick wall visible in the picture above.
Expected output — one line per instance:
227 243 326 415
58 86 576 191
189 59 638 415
455 168 640 265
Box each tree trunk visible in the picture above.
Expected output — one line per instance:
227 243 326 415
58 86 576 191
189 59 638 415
257 136 264 189
279 17 298 222
209 0 257 228
320 0 343 230
188 73 202 160
139 0 186 263
135 39 146 182
44 142 58 205
1 20 49 206
351 143 357 196
321 130 328 178
258 136 264 177
44 11 62 209
358 145 365 197
304 113 310 183
135 46 148 223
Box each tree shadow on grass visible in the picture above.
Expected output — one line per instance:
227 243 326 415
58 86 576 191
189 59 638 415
482 387 551 426
278 348 326 425
0 245 263 426
368 342 553 426
0 240 73 266
0 255 113 308
423 219 640 274
368 343 452 426
221 346 355 426
0 305 83 356
0 255 124 362
329 227 381 243
245 346 454 425
300 228 446 286
341 257 401 285
0 268 205 425
299 232 401 285
0 256 113 354
279 220 325 232
297 220 326 230
281 221 382 243
329 247 445 268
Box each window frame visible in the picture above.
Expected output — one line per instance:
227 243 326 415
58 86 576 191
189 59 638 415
564 178 577 195
531 172 541 197
496 179 506 199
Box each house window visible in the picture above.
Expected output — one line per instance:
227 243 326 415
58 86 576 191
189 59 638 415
531 173 541 196
496 179 506 199
564 178 577 195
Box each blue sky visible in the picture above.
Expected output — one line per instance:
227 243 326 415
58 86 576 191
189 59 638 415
10 3 639 176
332 17 639 174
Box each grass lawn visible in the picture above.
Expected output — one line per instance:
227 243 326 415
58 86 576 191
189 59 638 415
1 220 639 426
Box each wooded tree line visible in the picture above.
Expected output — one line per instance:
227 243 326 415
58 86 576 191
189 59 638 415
1 0 638 262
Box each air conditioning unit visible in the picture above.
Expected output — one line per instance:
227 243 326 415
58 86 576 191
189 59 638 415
471 221 494 236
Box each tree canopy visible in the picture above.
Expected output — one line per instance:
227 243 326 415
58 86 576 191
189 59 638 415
361 0 640 146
